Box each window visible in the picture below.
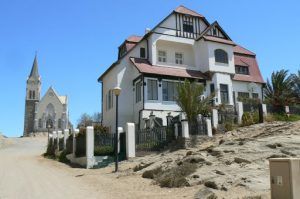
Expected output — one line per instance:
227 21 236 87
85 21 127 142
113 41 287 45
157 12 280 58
183 19 194 33
235 65 249 75
175 53 183 65
32 91 35 99
213 28 217 36
238 92 250 99
158 50 167 63
29 91 32 99
210 84 215 95
252 93 259 99
136 81 142 103
162 81 178 101
215 49 228 64
220 84 229 104
108 90 113 110
140 48 146 58
147 79 158 100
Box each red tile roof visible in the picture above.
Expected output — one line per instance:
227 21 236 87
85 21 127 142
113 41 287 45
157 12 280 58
233 54 264 83
203 36 236 46
234 45 256 56
130 57 207 80
175 5 204 18
126 35 142 43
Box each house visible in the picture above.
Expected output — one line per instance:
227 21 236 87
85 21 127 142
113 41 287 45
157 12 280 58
23 56 70 136
98 5 264 133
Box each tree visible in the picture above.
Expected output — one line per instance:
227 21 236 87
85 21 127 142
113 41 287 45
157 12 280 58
292 70 300 104
176 79 211 126
92 112 102 123
77 113 93 128
264 70 297 112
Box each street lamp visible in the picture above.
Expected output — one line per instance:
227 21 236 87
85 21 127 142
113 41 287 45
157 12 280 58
113 86 121 172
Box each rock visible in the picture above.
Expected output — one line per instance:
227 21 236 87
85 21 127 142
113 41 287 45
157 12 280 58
225 160 232 165
185 155 206 164
281 149 296 157
208 150 222 157
266 144 277 149
238 141 244 146
225 142 235 145
219 139 225 145
205 161 213 166
215 170 225 175
223 150 235 153
192 174 200 178
186 151 194 156
221 185 228 191
234 157 251 164
267 154 288 159
276 143 283 147
194 188 217 199
204 181 219 190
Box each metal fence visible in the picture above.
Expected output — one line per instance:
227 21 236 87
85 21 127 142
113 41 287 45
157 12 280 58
218 111 238 124
289 106 300 115
189 117 208 135
243 103 259 113
135 127 175 151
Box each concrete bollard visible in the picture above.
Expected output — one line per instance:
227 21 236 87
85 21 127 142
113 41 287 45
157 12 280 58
174 123 178 138
126 123 135 158
57 130 62 151
86 126 95 169
206 118 213 137
73 129 79 157
262 104 267 116
181 120 189 138
285 106 290 114
63 129 70 150
212 109 218 129
236 102 243 124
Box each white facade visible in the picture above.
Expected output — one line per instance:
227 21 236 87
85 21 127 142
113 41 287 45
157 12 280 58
99 6 265 132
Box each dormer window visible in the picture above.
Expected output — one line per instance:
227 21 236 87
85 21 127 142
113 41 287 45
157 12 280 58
158 50 167 63
235 65 249 75
215 49 228 64
140 48 146 58
213 28 217 36
183 19 194 33
175 53 183 65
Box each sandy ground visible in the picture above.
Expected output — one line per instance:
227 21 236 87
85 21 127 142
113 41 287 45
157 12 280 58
0 137 197 199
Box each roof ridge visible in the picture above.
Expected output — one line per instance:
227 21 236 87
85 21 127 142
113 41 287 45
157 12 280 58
175 5 204 17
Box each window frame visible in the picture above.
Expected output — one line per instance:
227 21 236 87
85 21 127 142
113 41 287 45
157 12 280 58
220 84 229 104
175 52 184 65
214 49 229 64
158 50 167 63
136 81 142 103
235 65 250 75
147 79 158 101
183 19 194 33
238 92 250 99
140 47 146 58
162 80 178 102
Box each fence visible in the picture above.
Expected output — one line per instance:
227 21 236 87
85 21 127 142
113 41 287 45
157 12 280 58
189 117 208 135
243 103 259 113
94 132 114 156
289 106 300 115
135 126 175 151
218 110 238 124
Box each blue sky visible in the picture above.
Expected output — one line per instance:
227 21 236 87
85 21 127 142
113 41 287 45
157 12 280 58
0 0 299 137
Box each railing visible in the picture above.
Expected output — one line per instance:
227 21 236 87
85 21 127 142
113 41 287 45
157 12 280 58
94 132 115 156
218 111 238 124
289 106 300 115
135 127 175 151
189 117 208 135
243 103 259 113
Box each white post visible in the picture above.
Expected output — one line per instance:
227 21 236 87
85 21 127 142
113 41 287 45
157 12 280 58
63 129 69 150
285 106 290 114
262 104 267 116
126 123 135 158
52 131 56 144
206 118 213 137
212 109 218 129
236 102 244 124
118 127 123 153
57 130 62 151
73 129 79 157
86 126 94 169
174 123 178 138
181 120 189 138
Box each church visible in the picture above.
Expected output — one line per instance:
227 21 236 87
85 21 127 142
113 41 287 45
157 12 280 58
23 56 70 136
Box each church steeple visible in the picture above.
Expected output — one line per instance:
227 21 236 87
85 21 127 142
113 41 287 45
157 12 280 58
29 55 40 79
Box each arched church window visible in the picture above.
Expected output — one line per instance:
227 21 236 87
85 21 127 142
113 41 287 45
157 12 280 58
46 103 55 116
46 119 53 128
29 90 32 99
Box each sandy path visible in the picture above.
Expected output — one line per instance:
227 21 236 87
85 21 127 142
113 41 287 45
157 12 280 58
0 137 109 199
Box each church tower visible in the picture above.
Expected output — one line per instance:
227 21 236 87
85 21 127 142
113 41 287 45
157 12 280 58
23 56 41 136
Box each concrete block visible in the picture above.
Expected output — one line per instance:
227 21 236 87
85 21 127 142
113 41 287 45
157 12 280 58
181 120 189 138
236 102 243 124
86 126 95 169
262 104 267 116
126 123 135 158
206 118 213 137
212 109 218 129
63 129 69 150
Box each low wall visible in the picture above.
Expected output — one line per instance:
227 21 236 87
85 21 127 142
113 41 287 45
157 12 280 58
66 154 89 168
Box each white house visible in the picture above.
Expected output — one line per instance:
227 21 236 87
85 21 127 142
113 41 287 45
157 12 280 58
98 5 265 133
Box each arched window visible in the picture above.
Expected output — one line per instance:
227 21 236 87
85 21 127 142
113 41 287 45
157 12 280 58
214 49 228 64
29 90 32 99
32 91 35 99
46 119 53 128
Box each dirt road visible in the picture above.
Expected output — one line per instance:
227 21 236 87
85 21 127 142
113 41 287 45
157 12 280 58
0 137 110 199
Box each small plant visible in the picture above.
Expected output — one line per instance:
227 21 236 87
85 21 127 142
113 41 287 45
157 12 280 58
94 146 113 156
224 122 234 131
58 150 70 163
242 112 253 126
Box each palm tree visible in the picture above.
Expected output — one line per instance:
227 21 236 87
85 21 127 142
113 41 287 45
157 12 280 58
292 70 300 104
264 70 296 112
176 79 212 130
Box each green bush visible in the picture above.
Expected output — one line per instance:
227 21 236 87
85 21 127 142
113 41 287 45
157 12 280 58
44 141 55 158
242 111 260 126
224 122 234 131
272 113 300 122
58 150 70 163
94 146 113 156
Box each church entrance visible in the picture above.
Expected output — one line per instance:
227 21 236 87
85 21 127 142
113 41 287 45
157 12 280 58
46 119 53 129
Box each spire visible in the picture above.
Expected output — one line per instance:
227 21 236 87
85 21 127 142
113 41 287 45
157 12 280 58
29 55 39 79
